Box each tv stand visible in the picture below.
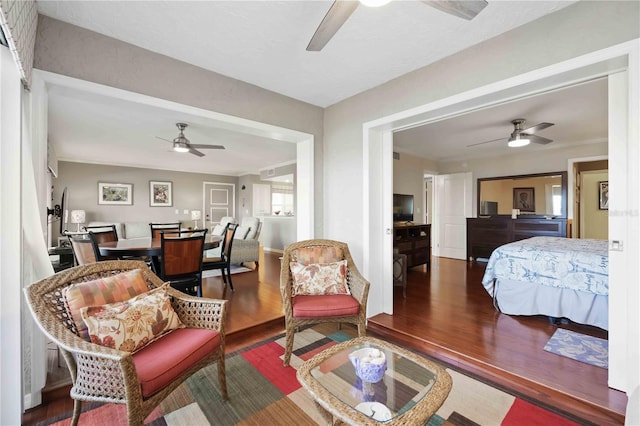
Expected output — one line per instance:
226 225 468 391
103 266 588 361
393 223 431 269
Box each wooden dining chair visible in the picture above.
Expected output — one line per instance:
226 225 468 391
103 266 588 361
67 233 97 265
150 222 181 239
87 226 119 261
203 223 238 291
158 229 207 296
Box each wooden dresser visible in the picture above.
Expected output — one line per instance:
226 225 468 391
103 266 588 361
466 216 567 261
393 223 431 269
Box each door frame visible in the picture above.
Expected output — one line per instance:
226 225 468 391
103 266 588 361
202 181 236 227
363 40 639 393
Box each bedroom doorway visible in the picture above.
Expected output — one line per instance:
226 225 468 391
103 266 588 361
364 42 639 394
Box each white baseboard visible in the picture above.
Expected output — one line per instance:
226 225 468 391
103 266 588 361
23 391 41 410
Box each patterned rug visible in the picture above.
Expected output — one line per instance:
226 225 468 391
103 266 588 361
44 328 582 425
544 328 608 369
201 265 252 278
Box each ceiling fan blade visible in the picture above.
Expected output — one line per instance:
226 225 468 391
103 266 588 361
306 0 359 51
467 137 506 147
155 136 173 143
188 147 205 157
421 0 488 20
190 144 225 150
528 134 553 145
521 122 554 135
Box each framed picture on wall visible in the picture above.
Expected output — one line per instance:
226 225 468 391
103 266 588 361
98 182 133 205
599 181 609 210
150 181 173 207
513 187 535 212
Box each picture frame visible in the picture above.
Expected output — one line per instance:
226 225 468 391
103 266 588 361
599 181 609 210
150 181 173 207
98 182 133 205
513 187 535 212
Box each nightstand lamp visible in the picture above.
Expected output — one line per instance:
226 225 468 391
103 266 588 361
70 210 86 232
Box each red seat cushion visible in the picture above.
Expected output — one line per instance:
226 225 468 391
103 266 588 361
132 328 221 398
292 294 360 318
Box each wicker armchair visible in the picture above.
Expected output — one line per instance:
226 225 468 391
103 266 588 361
24 260 228 426
280 239 370 366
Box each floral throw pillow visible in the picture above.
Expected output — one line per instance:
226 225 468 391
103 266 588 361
63 269 150 340
80 283 185 353
290 260 350 296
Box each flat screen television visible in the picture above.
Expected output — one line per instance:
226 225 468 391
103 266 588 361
393 193 414 222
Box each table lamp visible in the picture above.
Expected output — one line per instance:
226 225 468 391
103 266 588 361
191 210 202 229
70 210 86 232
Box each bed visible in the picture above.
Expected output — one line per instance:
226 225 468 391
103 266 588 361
481 236 608 330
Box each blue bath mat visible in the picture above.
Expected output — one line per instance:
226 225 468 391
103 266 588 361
543 328 608 368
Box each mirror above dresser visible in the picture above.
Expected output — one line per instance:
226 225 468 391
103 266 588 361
477 171 568 218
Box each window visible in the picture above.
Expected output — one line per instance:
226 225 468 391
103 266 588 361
271 182 294 216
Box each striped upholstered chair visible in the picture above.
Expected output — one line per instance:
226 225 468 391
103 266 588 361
280 239 370 366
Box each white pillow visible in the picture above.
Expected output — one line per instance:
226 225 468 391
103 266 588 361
242 217 260 240
234 225 251 240
212 225 225 236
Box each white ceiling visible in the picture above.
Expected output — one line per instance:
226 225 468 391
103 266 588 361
38 0 604 176
394 78 608 163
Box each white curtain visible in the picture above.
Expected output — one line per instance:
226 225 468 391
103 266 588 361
21 73 54 409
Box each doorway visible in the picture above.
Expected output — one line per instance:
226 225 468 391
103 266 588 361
364 43 639 393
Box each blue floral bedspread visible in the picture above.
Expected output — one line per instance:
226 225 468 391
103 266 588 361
482 237 608 296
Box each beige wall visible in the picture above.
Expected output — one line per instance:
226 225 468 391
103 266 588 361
392 152 437 224
54 161 237 239
34 15 326 238
581 171 609 239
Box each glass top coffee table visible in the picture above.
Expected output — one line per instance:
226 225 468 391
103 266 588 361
297 336 452 425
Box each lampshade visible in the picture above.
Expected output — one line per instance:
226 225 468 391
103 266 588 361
70 210 86 232
191 210 202 220
70 210 86 224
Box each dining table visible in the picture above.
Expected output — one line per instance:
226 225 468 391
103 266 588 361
98 235 221 270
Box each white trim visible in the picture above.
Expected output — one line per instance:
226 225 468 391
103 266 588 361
1 45 24 426
567 154 608 222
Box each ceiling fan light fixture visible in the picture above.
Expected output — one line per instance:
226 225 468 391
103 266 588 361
507 135 530 148
173 142 189 153
359 0 391 7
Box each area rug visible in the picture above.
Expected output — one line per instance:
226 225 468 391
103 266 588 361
544 328 608 369
43 328 581 426
201 265 252 278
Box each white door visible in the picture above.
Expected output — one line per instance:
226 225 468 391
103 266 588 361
203 182 235 228
434 172 472 260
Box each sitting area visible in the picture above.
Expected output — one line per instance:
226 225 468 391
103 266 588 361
208 216 261 267
23 260 228 426
280 239 370 366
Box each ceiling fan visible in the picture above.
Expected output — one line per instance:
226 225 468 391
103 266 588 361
307 0 488 51
468 119 555 148
156 123 225 157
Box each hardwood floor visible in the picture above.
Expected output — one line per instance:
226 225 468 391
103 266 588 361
24 251 625 425
368 257 625 425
